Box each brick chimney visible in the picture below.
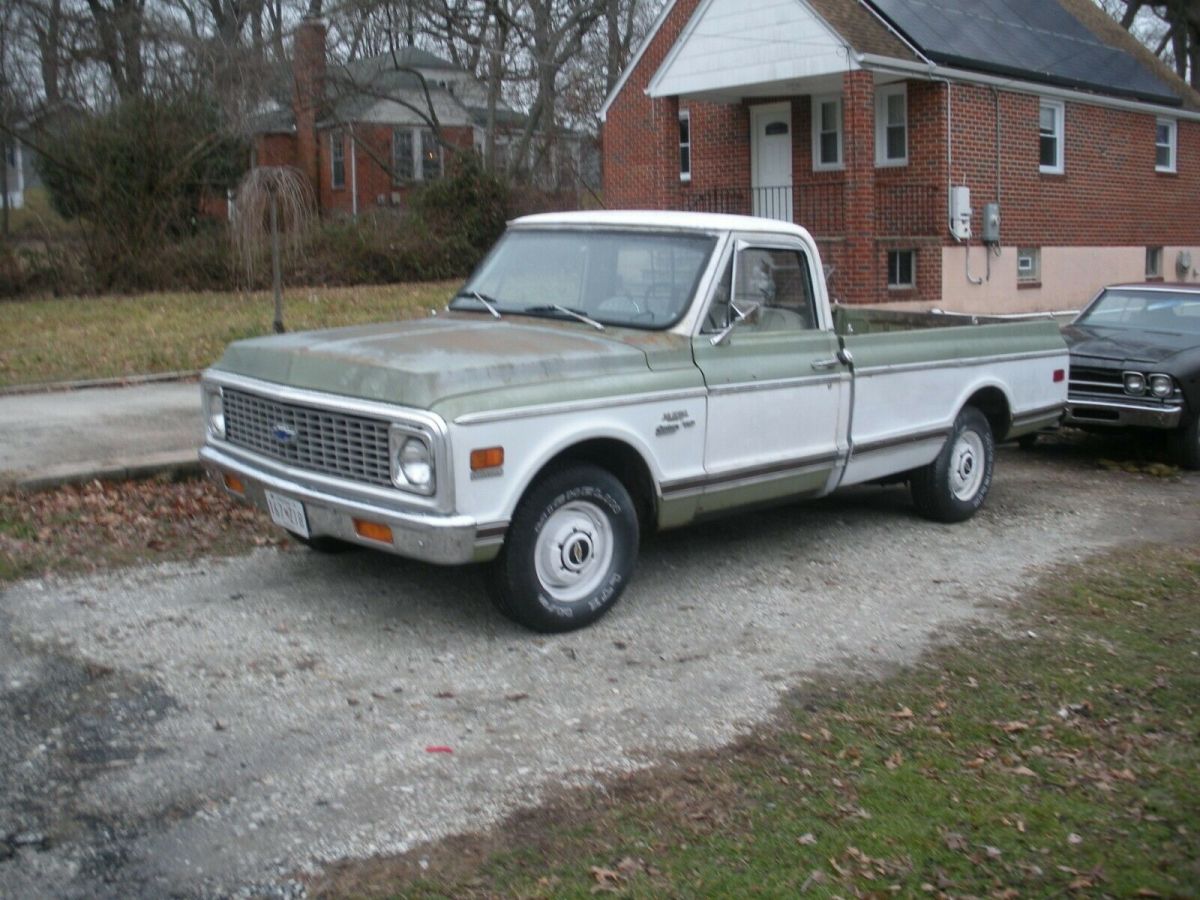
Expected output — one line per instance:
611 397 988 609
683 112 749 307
293 16 327 196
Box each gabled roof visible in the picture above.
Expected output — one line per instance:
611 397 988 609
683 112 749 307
867 0 1182 106
606 0 1198 117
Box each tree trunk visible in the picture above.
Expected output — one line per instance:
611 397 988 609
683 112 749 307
270 193 284 333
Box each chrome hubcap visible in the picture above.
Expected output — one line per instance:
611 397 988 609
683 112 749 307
534 501 614 603
950 430 986 501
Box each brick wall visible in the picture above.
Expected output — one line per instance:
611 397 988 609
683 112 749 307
319 124 476 215
946 83 1199 247
253 134 298 169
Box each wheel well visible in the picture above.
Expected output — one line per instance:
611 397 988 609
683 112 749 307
966 386 1011 440
534 439 657 532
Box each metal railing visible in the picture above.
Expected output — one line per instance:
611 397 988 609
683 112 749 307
681 183 846 234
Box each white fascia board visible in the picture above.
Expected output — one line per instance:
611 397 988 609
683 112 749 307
647 0 855 100
599 0 681 122
856 53 1200 122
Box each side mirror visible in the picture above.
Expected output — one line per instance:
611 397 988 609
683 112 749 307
710 300 761 346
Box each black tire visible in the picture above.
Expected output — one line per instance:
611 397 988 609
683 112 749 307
911 406 995 523
488 464 639 633
289 532 353 553
1168 414 1200 470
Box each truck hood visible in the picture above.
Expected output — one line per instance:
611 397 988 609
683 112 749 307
1063 324 1198 366
212 314 658 408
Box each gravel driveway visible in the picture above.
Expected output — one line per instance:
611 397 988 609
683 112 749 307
2 445 1198 898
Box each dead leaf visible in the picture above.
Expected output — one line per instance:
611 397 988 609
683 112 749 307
890 706 915 719
885 751 904 770
589 865 622 887
1011 765 1038 777
944 832 968 851
797 832 817 846
1000 720 1030 733
1067 832 1083 845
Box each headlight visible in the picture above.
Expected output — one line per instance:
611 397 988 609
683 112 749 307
392 434 435 494
1148 374 1174 398
205 388 225 438
1122 372 1145 395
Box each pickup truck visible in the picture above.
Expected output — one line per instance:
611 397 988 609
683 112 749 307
200 211 1067 632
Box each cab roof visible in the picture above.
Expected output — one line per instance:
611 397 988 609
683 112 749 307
510 209 815 241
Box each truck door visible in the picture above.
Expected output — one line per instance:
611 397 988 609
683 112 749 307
690 240 849 514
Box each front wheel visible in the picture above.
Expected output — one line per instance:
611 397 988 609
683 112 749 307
488 464 640 633
1168 414 1200 470
910 406 995 523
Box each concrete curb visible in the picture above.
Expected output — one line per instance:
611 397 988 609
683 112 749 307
0 371 202 398
3 450 203 492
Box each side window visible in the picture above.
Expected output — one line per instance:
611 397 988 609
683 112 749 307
735 247 816 331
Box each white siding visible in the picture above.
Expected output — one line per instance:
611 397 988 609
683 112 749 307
649 0 855 98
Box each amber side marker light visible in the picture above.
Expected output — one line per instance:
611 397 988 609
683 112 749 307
1053 369 1065 383
470 446 505 470
223 473 245 495
354 519 394 544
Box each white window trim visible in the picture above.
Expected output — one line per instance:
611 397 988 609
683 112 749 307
390 127 443 183
887 249 915 289
679 109 692 182
875 83 908 167
1155 117 1177 173
1039 99 1064 175
1146 245 1163 278
1017 247 1041 282
812 94 844 172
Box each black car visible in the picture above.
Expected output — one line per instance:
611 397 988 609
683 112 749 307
1063 283 1200 469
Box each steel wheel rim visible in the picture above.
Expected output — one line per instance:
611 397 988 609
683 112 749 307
950 430 986 501
534 500 614 603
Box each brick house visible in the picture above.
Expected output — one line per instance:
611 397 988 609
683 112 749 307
601 0 1200 311
251 17 553 217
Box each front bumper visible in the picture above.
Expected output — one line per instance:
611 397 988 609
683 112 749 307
1064 395 1183 430
201 444 502 564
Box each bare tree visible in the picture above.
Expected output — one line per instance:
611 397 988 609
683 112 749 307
1100 0 1199 89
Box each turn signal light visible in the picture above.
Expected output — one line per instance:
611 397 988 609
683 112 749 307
1053 369 1065 383
470 446 505 470
353 519 393 543
223 473 245 495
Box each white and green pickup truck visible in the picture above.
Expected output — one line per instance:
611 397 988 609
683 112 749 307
201 211 1066 631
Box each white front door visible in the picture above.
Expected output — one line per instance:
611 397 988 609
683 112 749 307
750 102 793 222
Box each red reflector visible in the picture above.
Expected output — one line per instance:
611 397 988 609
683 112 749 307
1053 369 1065 383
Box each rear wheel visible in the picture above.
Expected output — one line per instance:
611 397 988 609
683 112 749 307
911 406 995 523
488 464 639 633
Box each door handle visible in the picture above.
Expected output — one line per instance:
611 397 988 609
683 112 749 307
811 358 840 370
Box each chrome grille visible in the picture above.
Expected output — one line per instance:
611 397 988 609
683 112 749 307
223 389 392 487
1068 365 1125 399
1068 365 1183 404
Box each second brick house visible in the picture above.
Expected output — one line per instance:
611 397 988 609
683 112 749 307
601 0 1200 311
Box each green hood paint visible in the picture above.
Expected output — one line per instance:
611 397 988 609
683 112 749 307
213 313 698 413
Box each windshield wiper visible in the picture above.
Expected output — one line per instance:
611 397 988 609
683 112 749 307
524 304 606 331
454 290 502 319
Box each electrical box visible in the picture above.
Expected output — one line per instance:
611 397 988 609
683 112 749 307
982 202 1001 244
950 186 972 240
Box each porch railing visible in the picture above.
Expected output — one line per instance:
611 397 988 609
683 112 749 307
681 183 846 234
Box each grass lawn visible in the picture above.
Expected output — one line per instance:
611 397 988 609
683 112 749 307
0 281 459 388
314 545 1200 898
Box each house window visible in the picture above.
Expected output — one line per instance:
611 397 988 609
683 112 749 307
887 249 915 289
812 95 843 170
390 128 443 182
1155 118 1177 172
392 128 414 182
875 84 907 166
679 110 691 182
420 129 443 180
1017 247 1041 283
1039 100 1064 174
330 131 346 189
1146 246 1163 278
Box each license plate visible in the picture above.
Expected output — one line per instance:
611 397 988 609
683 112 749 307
265 490 309 538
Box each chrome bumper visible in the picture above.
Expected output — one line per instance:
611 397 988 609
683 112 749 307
201 444 502 564
1064 396 1183 430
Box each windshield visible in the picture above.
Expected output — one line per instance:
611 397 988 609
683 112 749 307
451 228 717 329
1077 288 1200 336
